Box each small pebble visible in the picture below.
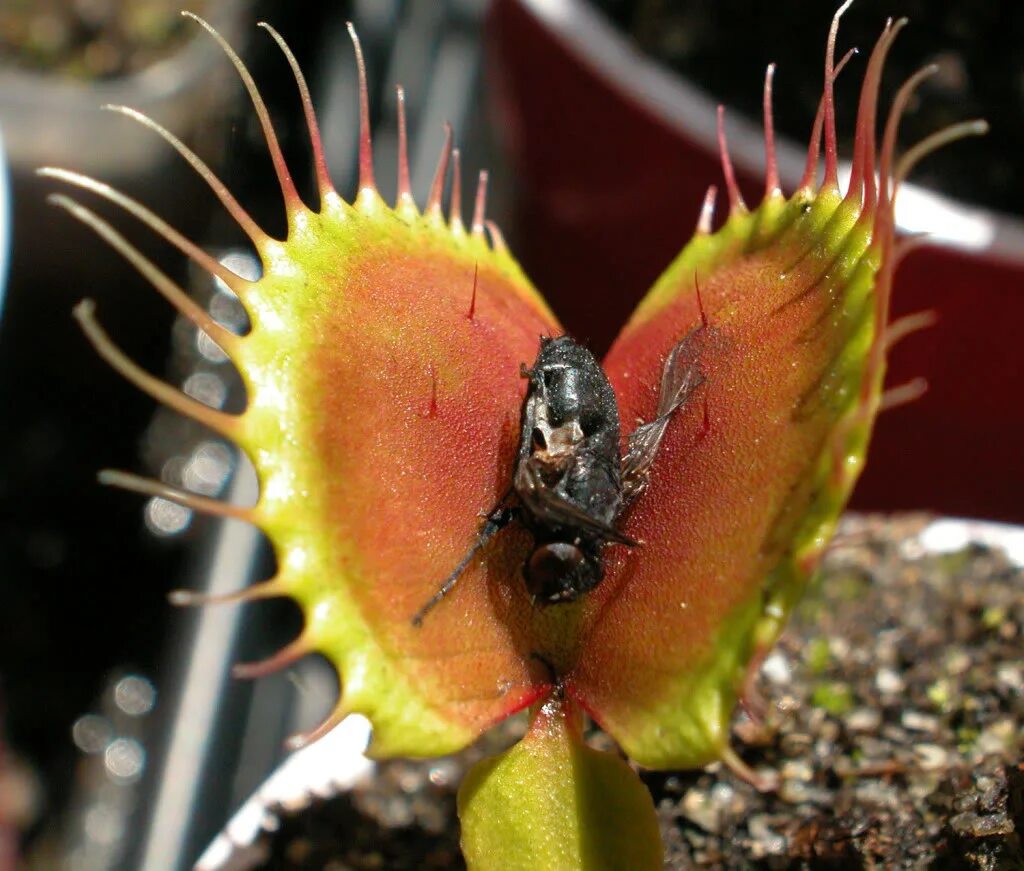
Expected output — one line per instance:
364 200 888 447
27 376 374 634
902 711 941 733
812 738 837 764
853 779 900 808
846 707 881 732
380 796 414 828
953 793 979 814
389 764 426 794
818 720 841 742
427 760 459 788
828 637 851 659
875 668 905 694
914 743 950 771
855 735 891 760
761 652 791 684
779 779 834 806
908 774 943 802
976 720 1014 755
779 733 812 757
995 663 1024 694
944 648 972 676
950 811 1014 837
780 759 814 782
880 723 910 744
978 781 1004 814
709 781 735 808
681 787 720 834
976 774 998 794
746 814 786 857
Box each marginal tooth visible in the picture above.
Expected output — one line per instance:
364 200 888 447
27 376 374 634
73 299 240 438
258 21 336 199
233 636 310 679
100 104 268 245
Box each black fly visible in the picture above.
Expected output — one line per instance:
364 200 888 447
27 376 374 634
411 329 705 626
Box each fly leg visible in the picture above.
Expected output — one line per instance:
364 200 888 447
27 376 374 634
411 502 515 626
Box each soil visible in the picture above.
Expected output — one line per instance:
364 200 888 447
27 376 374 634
252 513 1023 869
589 1 1023 218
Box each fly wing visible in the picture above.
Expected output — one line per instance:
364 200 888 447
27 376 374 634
515 460 638 546
620 327 706 505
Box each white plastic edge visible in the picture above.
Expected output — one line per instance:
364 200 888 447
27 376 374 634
194 715 374 871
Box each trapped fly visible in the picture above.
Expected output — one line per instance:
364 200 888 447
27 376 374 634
413 327 706 626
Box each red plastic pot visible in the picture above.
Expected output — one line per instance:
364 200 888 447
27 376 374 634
486 0 1024 524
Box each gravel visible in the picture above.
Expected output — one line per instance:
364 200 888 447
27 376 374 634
652 513 1023 869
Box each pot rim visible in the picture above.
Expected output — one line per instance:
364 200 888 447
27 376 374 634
0 1 250 177
0 1 248 107
515 0 1024 263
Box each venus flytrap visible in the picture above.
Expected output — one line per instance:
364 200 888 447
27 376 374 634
44 6 984 868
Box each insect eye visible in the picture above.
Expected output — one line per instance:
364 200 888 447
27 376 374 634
532 427 547 449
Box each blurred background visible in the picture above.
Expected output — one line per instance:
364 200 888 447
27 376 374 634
0 0 1020 868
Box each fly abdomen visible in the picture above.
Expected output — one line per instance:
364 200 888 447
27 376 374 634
524 540 603 604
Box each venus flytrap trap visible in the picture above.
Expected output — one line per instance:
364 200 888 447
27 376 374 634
44 5 985 869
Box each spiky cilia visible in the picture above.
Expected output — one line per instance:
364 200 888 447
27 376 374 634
44 5 984 868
